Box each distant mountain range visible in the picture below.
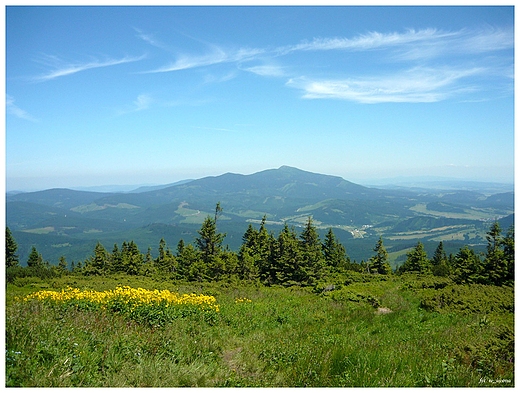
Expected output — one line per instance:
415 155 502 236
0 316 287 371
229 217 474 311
6 166 514 266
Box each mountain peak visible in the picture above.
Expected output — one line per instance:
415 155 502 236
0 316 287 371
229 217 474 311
278 165 298 171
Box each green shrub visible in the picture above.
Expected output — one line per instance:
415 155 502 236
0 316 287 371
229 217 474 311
418 284 514 314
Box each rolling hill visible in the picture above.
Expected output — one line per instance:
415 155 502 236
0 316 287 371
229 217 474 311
6 166 514 266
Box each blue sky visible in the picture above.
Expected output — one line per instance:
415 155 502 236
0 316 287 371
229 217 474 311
5 5 514 191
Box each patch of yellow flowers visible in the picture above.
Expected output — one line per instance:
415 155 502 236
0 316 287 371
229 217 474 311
23 286 220 312
235 297 252 304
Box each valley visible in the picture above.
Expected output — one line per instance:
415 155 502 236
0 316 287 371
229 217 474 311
6 166 514 267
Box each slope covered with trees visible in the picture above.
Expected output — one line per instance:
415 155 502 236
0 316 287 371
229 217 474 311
7 166 513 267
6 202 514 288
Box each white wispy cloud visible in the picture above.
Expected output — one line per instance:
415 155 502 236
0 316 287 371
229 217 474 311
394 26 514 61
286 66 485 104
280 28 456 53
243 64 286 77
135 26 512 104
202 71 237 84
32 53 146 81
133 94 153 111
134 28 172 52
6 95 38 122
115 93 154 116
142 46 264 73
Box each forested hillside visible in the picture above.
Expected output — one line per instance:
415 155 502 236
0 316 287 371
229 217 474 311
6 167 514 266
6 202 514 287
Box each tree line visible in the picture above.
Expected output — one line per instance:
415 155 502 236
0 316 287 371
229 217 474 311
5 203 514 287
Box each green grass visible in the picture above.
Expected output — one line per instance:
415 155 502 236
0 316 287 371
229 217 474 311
5 274 514 387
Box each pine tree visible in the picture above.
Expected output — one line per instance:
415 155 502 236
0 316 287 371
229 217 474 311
141 247 156 276
256 216 274 281
121 241 143 275
27 246 44 268
177 243 206 281
502 225 514 285
238 223 260 280
58 256 68 274
5 227 19 268
484 221 507 285
322 228 349 270
156 238 177 274
109 243 122 273
431 241 450 276
237 246 260 280
196 203 226 264
85 242 108 275
400 241 430 274
453 246 482 284
268 223 300 284
369 237 392 274
299 217 325 283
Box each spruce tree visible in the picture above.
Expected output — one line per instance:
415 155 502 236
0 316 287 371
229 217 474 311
431 241 450 276
299 217 325 283
502 225 514 285
110 243 122 273
400 241 430 274
196 203 226 264
238 223 260 280
484 221 507 285
453 246 482 284
323 228 349 270
58 256 68 274
27 246 44 268
156 238 177 274
85 242 108 275
121 241 143 275
369 237 391 274
5 227 19 268
272 223 302 284
256 216 274 280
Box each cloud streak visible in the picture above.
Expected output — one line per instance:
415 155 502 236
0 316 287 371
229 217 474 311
286 67 485 104
142 46 263 73
6 95 38 121
133 94 153 111
136 26 512 104
33 53 146 81
243 64 286 77
280 28 457 53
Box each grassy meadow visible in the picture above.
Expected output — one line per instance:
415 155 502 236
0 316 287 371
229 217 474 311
5 273 514 387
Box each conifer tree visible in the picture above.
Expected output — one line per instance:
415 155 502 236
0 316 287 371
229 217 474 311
271 223 302 284
27 246 44 268
196 203 226 264
84 242 108 275
322 228 349 270
453 245 482 284
431 241 450 276
238 223 260 280
502 225 514 285
156 238 177 274
400 241 430 274
141 247 156 276
110 243 122 273
121 240 143 275
369 237 392 274
58 256 68 274
256 216 274 280
299 217 325 283
178 243 206 281
5 227 19 268
484 221 507 285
